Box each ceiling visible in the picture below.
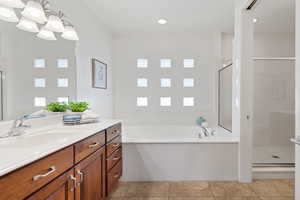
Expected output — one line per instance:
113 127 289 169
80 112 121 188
82 0 236 36
82 0 295 36
253 0 295 33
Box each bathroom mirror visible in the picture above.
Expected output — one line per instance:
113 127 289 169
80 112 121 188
0 21 77 121
218 63 232 132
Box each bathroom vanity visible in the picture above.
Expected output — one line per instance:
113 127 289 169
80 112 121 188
0 121 122 200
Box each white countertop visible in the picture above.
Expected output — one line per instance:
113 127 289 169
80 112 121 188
0 118 121 177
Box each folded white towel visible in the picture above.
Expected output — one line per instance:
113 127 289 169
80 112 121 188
81 110 99 120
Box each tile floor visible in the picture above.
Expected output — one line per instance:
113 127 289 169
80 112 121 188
108 179 295 200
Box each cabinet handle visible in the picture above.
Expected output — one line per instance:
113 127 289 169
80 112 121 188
69 175 77 191
114 173 120 178
33 166 56 181
77 170 84 185
89 142 100 148
112 143 120 147
113 157 120 161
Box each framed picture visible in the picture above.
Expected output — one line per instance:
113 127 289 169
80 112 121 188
92 58 107 89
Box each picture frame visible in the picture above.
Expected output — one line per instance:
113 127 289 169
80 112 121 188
92 58 107 89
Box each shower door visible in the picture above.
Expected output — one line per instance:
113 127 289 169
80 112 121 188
252 59 295 166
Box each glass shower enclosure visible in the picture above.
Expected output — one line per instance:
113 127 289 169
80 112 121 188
252 59 295 166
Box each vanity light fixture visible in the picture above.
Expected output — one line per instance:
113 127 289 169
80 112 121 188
21 0 47 24
0 0 25 8
62 25 79 41
0 5 19 22
37 27 56 40
0 0 79 41
16 17 39 32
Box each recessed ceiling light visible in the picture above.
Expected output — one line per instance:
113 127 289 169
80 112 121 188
253 18 258 23
158 18 168 25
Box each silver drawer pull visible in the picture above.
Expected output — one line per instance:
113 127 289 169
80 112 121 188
89 142 100 148
291 138 300 145
114 173 120 178
69 175 77 191
113 157 120 161
112 143 120 147
77 170 84 185
33 166 56 181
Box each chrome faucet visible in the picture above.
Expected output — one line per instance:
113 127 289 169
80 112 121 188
1 114 46 138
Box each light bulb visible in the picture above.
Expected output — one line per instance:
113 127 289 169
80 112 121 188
21 1 47 24
16 17 39 33
0 5 18 22
37 27 57 41
0 0 25 8
44 15 64 32
61 26 79 41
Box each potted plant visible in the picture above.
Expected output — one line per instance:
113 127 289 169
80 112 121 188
68 101 89 113
46 102 68 113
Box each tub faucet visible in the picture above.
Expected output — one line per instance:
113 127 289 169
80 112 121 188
201 126 210 137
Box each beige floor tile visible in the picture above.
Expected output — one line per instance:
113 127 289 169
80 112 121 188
169 198 214 200
271 180 295 197
122 198 168 200
168 182 213 197
125 182 169 197
215 198 261 200
248 180 282 197
259 197 294 200
109 183 131 198
210 181 256 197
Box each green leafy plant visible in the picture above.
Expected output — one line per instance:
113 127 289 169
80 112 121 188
68 102 89 112
46 102 68 112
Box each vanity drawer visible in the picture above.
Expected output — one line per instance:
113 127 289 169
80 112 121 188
107 160 122 195
75 131 105 163
106 147 122 171
107 124 121 142
0 146 74 200
106 136 121 157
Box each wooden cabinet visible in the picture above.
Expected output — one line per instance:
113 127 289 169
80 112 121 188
26 169 75 200
74 131 106 163
0 146 74 200
75 147 106 200
0 123 122 200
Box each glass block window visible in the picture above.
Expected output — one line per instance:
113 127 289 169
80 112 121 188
137 59 148 68
184 59 195 68
160 78 171 88
160 59 172 68
34 59 46 68
34 97 46 107
57 59 68 68
160 97 171 107
137 97 148 107
34 78 46 88
183 78 194 88
57 97 69 104
183 97 195 107
57 78 69 88
137 78 148 88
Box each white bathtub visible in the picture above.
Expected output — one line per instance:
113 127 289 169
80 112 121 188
122 126 238 144
121 125 239 181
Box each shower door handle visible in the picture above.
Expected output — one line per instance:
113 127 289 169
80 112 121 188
291 136 300 145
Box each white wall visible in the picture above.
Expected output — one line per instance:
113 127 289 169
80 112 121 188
52 0 114 118
113 33 221 126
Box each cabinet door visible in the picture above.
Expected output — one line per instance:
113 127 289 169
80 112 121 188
75 147 106 200
26 169 75 200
